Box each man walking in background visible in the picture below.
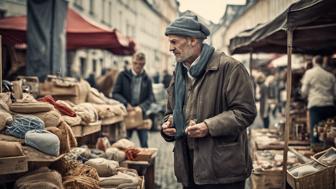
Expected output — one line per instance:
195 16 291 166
113 52 155 148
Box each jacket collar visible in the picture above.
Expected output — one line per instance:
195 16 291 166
205 51 222 71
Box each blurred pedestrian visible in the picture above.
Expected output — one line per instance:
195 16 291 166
162 69 172 89
257 74 270 128
161 13 256 189
113 52 155 148
153 72 160 83
301 55 336 145
86 73 96 88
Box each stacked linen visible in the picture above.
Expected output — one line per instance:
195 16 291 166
15 167 63 189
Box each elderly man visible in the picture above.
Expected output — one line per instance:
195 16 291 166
161 13 257 189
113 52 155 148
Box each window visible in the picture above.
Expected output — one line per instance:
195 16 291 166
119 10 122 31
80 57 86 77
102 0 105 23
93 59 97 73
74 0 83 10
0 9 6 19
109 1 112 26
89 0 94 15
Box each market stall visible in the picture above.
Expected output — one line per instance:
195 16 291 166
0 8 136 55
229 0 336 188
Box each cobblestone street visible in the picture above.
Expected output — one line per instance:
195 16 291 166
130 131 183 189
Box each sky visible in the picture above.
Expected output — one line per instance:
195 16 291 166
178 0 246 24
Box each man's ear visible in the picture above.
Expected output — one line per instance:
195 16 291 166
190 37 198 47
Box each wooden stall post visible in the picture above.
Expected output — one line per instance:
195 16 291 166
0 35 2 93
282 29 293 189
249 49 253 75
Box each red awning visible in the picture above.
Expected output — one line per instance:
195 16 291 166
0 8 136 55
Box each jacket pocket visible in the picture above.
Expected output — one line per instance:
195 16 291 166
211 141 246 178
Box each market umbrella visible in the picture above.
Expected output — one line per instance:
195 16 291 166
0 8 136 55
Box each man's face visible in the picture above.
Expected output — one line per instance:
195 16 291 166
168 35 194 63
132 59 145 75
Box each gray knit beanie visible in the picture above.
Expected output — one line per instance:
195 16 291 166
165 12 210 39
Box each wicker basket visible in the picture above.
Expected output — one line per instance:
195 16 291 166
312 147 336 167
311 147 336 188
287 161 334 189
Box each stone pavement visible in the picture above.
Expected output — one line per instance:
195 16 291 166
129 131 183 189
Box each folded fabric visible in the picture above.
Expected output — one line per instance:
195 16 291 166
99 172 139 188
46 126 71 155
40 78 78 97
12 80 23 100
73 103 99 124
87 88 107 104
93 104 127 119
10 102 53 113
63 115 82 126
90 149 107 159
106 147 126 162
25 129 60 156
63 175 99 189
96 137 111 152
6 114 45 139
38 95 76 117
56 121 78 154
0 140 24 157
85 158 119 177
34 110 62 127
55 80 91 104
15 167 63 189
19 93 38 103
112 139 135 150
290 164 319 177
0 92 12 108
0 108 12 131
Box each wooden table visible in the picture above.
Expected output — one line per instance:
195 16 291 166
120 148 157 189
101 116 126 143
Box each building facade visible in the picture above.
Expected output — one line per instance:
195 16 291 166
69 0 179 79
0 0 179 79
211 0 297 54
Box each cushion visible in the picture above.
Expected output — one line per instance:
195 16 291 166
0 141 24 158
25 130 60 156
10 102 53 113
6 114 45 139
84 158 119 177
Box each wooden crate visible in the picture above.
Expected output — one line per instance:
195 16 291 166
71 121 102 137
134 148 157 162
82 121 101 136
251 170 283 189
0 155 28 175
287 161 334 189
101 116 124 126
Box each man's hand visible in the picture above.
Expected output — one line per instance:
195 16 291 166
127 104 134 111
162 115 176 137
185 121 209 138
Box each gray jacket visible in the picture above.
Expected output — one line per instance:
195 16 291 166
161 51 257 185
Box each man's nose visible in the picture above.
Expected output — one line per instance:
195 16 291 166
169 44 175 52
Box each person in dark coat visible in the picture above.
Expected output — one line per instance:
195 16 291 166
161 13 256 188
112 52 155 148
257 74 270 128
162 69 173 89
